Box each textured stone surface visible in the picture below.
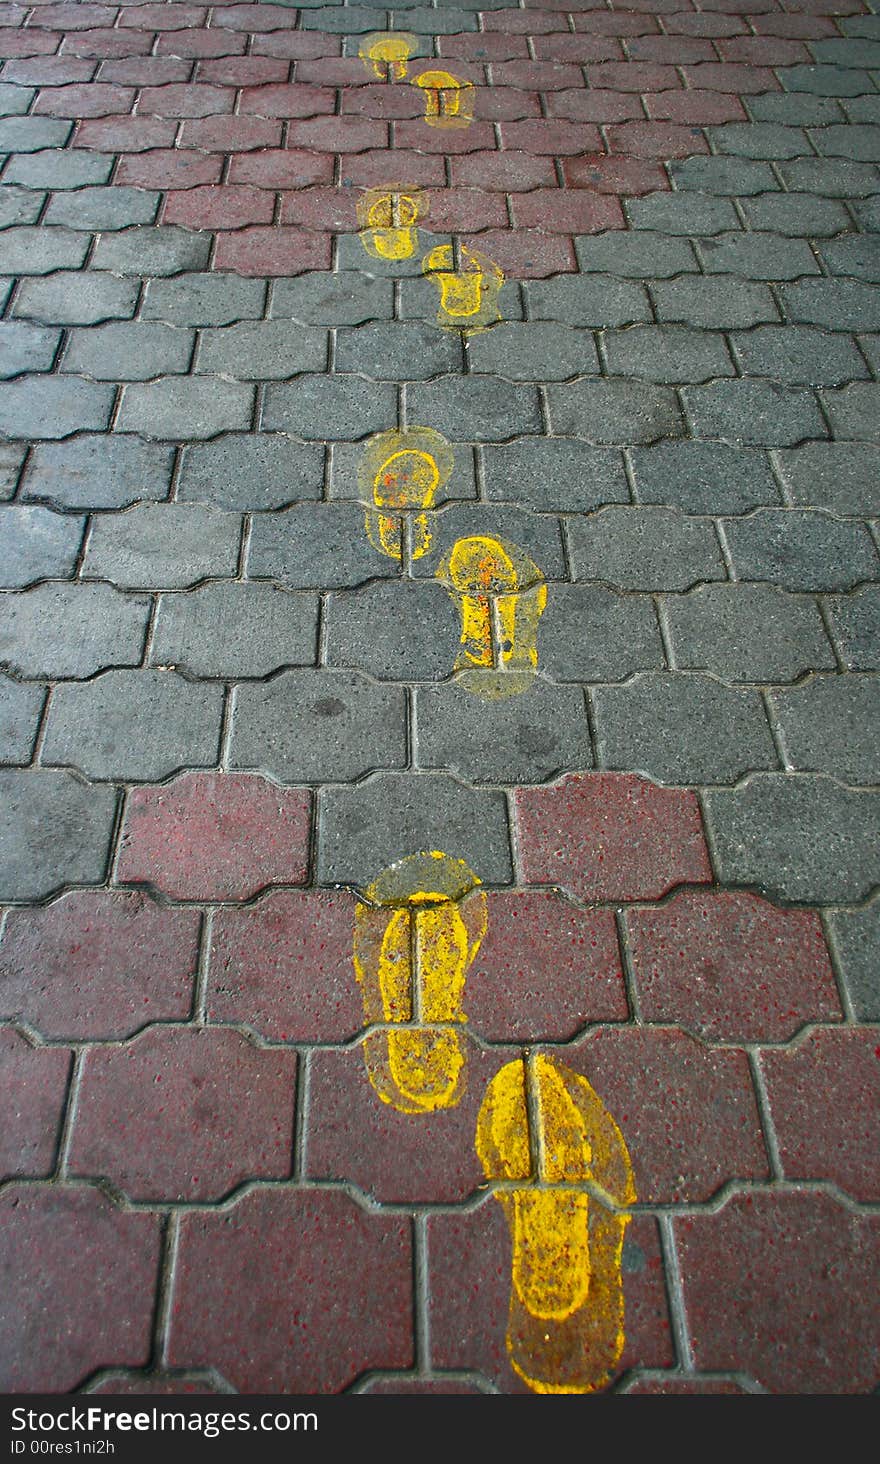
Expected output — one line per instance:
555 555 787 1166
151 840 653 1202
0 769 117 902
22 436 175 510
0 1027 71 1180
0 582 150 680
150 582 318 678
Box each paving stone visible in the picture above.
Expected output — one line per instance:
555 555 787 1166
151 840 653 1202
626 889 841 1044
230 668 406 784
0 444 25 501
141 272 268 329
826 900 880 1020
730 326 868 387
822 381 880 440
2 148 113 189
0 675 44 764
116 377 255 438
0 322 59 379
417 678 592 784
746 94 844 126
0 1027 71 1181
0 226 88 275
69 1026 297 1203
43 186 159 229
0 376 115 440
0 582 150 680
467 322 599 381
151 581 317 678
724 509 879 591
820 233 880 284
676 1191 880 1393
770 674 880 785
248 502 398 589
0 1184 161 1393
811 124 880 166
83 503 240 589
90 226 211 276
514 772 711 902
62 322 195 381
652 277 780 329
523 275 651 328
667 155 778 194
0 84 35 117
261 375 396 440
825 586 880 670
568 506 724 592
704 773 879 904
0 890 199 1041
0 505 84 588
779 278 880 331
317 771 513 886
177 434 323 511
696 232 820 282
482 438 629 512
167 1190 412 1393
707 122 811 160
22 436 174 511
196 320 329 379
665 582 836 682
539 585 664 682
0 185 45 227
11 271 140 325
42 670 224 783
738 191 852 236
851 194 880 231
0 116 72 152
546 380 684 445
777 158 880 196
684 381 826 447
781 64 877 97
0 769 117 902
270 270 394 326
404 376 542 443
207 889 362 1043
602 326 734 384
629 442 782 514
624 191 739 234
334 321 461 379
575 230 697 277
325 580 460 682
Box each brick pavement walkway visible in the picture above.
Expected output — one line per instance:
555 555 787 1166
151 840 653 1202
0 0 878 1398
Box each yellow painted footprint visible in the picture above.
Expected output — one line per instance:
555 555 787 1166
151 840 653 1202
437 534 547 699
476 1054 636 1394
412 68 475 129
358 426 453 563
357 187 426 263
422 243 504 331
353 851 487 1114
358 32 418 81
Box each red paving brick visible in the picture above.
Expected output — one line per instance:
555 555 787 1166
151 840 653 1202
212 223 332 274
0 1027 71 1179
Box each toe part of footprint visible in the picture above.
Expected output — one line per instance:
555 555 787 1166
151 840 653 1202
359 426 453 563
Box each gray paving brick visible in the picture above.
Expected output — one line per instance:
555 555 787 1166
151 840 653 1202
843 97 880 124
229 669 406 783
399 275 524 324
819 234 880 282
683 381 826 447
0 582 150 680
0 322 61 378
0 676 44 765
0 118 72 153
724 509 879 591
0 505 84 589
2 150 112 190
261 375 396 441
22 437 174 511
745 94 844 126
523 274 651 328
593 672 777 786
779 278 880 331
0 85 35 117
142 273 267 327
738 192 852 236
664 582 836 682
546 380 684 445
416 678 592 784
11 271 140 326
777 158 880 195
325 580 459 682
330 438 477 505
0 768 117 902
411 504 566 581
270 272 394 326
0 186 45 228
822 382 880 439
809 38 880 67
178 434 324 511
574 231 696 278
770 674 880 785
467 322 599 381
300 8 393 31
811 124 880 162
42 669 224 783
482 439 629 513
43 187 160 230
0 444 25 501
196 320 329 379
652 277 780 328
334 321 461 379
602 326 734 384
825 586 880 670
629 442 782 514
248 502 399 589
317 771 513 886
539 584 664 682
704 773 879 903
0 226 89 275
780 65 877 97
773 443 880 516
568 506 724 592
667 156 778 195
116 378 255 438
0 376 115 440
826 901 880 1021
90 227 212 277
730 326 869 386
62 323 195 381
623 192 738 235
696 233 820 281
709 123 810 160
406 376 542 442
82 503 241 590
384 7 478 31
150 582 318 679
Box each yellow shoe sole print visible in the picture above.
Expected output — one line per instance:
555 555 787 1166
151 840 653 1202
422 243 504 331
357 187 426 263
353 851 487 1114
476 1054 636 1394
438 534 547 699
358 426 453 563
358 32 418 81
412 68 475 129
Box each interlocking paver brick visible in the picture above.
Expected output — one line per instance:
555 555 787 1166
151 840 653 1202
90 225 211 276
115 148 224 189
167 1190 412 1393
779 278 880 331
261 375 395 440
825 586 880 670
177 434 323 512
82 502 240 589
827 901 880 1021
0 374 116 440
822 382 880 440
0 186 46 228
524 274 652 327
626 889 841 1044
62 322 194 381
769 674 880 785
0 768 117 901
0 321 60 378
739 191 852 235
195 320 328 380
0 890 199 1040
568 506 724 591
162 183 275 230
22 435 174 511
0 224 88 275
0 116 72 151
629 441 781 515
142 273 266 327
73 116 178 152
467 322 598 381
624 191 739 234
0 675 44 764
708 122 811 160
481 438 628 513
417 679 593 784
732 325 868 386
777 158 880 196
602 325 734 384
0 581 149 681
248 502 398 589
0 1184 161 1393
683 381 827 446
746 92 843 125
404 376 542 443
116 377 255 438
676 1192 880 1394
509 190 623 234
325 580 460 683
334 321 462 379
574 231 696 278
0 504 84 588
723 509 879 591
43 185 159 228
547 380 685 445
270 271 393 326
667 155 778 194
514 772 711 902
812 124 880 163
665 582 835 682
330 439 476 506
11 270 139 325
539 585 664 682
0 1027 71 1180
150 582 317 679
652 276 780 329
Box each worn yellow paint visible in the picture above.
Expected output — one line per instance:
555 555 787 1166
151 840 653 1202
412 68 475 129
476 1054 636 1395
359 426 453 563
357 187 425 262
422 243 504 331
353 851 487 1114
437 535 547 698
358 32 417 81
